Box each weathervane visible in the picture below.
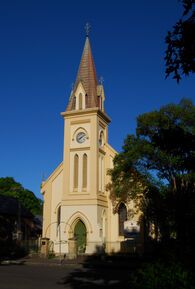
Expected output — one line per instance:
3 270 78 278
85 22 91 36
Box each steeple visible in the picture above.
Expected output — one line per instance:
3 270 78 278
66 34 100 111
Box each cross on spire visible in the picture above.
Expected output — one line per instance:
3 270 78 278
85 23 91 36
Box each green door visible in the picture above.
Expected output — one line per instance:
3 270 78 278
74 220 86 254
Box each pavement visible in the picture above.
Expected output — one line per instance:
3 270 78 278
0 263 76 289
0 254 139 289
0 254 85 266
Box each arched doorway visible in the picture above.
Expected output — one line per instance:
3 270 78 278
74 220 87 254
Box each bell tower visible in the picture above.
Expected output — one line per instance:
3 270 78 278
55 28 118 254
61 32 110 207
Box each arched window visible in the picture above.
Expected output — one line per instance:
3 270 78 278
98 96 102 110
99 131 104 147
102 210 106 242
56 206 61 236
99 155 101 191
79 93 82 110
82 154 87 189
85 94 88 108
73 96 76 110
101 155 104 191
98 154 104 192
118 203 127 236
74 154 79 190
57 206 61 226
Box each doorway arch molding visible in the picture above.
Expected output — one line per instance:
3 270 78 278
64 211 93 237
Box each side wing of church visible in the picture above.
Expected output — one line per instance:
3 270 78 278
41 34 140 255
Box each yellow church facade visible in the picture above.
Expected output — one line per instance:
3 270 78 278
41 34 140 255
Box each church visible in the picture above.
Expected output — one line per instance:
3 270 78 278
41 31 140 256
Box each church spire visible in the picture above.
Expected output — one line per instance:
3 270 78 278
66 28 99 111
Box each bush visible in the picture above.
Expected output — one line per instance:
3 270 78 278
131 261 195 289
0 240 27 260
47 252 55 259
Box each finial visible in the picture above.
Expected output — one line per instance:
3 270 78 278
85 22 91 37
99 76 104 85
42 173 45 182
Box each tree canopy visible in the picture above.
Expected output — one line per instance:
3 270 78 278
0 177 43 216
109 99 195 249
165 0 195 82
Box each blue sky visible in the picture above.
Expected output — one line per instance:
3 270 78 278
0 0 194 199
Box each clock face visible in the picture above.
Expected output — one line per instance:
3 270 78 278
76 132 87 143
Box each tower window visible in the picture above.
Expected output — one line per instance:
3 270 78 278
73 96 76 110
79 93 83 110
74 154 79 190
98 96 102 110
99 154 104 192
82 153 88 189
85 94 88 108
118 203 127 236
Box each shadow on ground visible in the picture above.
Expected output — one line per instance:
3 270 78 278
58 253 142 289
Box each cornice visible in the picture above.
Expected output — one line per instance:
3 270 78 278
61 108 111 124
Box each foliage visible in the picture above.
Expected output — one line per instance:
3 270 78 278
0 177 43 216
47 252 56 259
165 0 195 82
0 237 28 259
131 261 195 289
109 99 195 248
0 215 13 241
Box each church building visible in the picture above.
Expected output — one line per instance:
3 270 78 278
41 32 140 255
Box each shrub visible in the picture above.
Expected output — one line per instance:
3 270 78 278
131 261 195 289
47 252 55 259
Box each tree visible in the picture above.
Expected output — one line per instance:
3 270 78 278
109 99 195 249
0 177 43 216
165 0 195 82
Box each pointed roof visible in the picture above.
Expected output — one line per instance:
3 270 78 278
66 36 98 111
